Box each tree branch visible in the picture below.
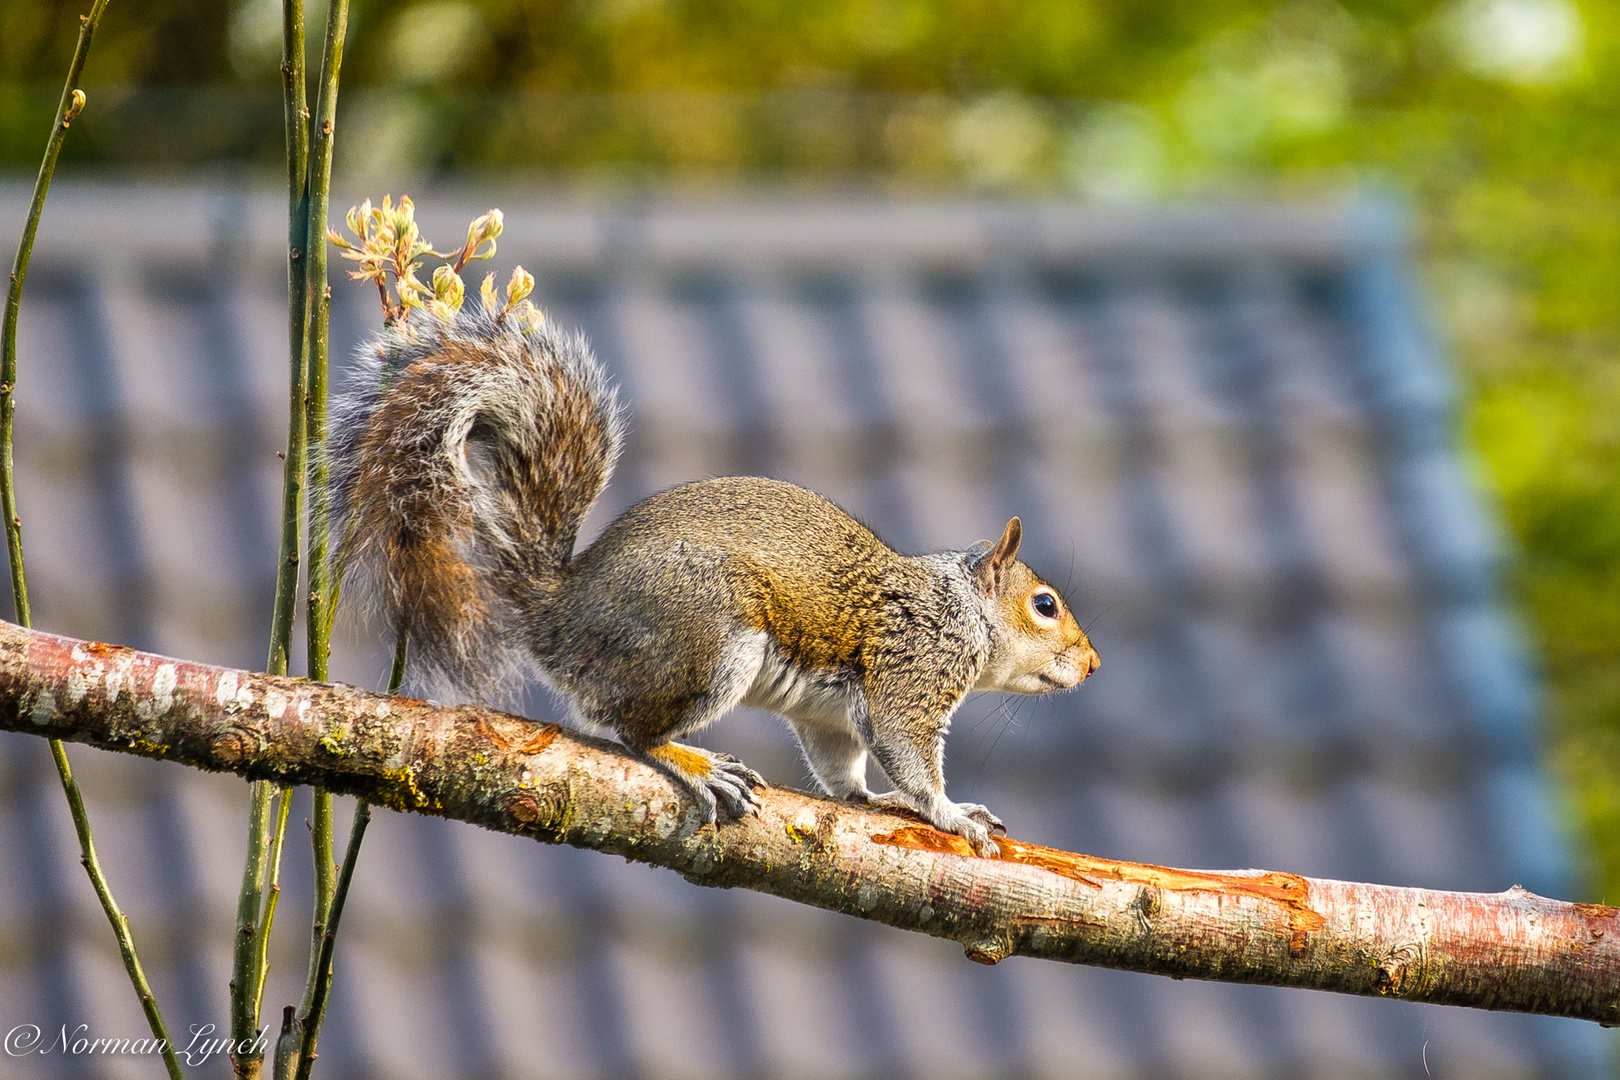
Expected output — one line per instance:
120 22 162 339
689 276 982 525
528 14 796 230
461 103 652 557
2 618 1615 1026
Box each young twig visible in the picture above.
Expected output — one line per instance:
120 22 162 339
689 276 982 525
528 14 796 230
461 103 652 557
272 1005 301 1080
300 786 336 1015
304 0 348 690
293 1 351 1073
329 198 505 322
389 626 410 694
1 5 183 1078
265 0 309 686
253 789 295 1015
230 776 275 1078
328 198 537 333
3 27 102 626
292 794 370 1080
291 631 398 1080
233 0 310 1072
302 181 521 1074
48 741 185 1080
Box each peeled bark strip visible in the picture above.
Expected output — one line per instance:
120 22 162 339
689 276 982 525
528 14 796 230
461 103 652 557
0 619 1615 1024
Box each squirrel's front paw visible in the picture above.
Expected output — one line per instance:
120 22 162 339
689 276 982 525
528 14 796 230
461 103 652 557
930 805 1001 857
909 796 1005 857
956 802 1006 834
861 791 1004 856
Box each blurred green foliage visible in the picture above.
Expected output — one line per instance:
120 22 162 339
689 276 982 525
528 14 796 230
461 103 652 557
2 0 1619 899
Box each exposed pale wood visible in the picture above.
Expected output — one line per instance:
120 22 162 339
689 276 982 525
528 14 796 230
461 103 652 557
1 619 1615 1025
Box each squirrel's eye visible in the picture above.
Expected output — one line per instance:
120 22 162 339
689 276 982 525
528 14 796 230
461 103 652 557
1032 591 1059 619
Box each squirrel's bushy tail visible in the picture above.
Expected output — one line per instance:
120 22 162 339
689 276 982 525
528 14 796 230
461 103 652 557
329 306 623 703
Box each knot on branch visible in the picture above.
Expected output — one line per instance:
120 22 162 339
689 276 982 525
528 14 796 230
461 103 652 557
964 935 1012 965
211 727 256 768
1374 944 1424 997
505 783 569 832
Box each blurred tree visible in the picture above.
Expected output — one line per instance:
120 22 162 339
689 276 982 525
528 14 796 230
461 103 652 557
1 0 1618 903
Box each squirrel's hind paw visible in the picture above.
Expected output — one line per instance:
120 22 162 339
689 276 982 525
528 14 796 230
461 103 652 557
638 743 764 823
706 752 765 819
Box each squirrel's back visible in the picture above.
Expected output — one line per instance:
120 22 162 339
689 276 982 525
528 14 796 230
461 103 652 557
329 307 623 702
560 476 913 670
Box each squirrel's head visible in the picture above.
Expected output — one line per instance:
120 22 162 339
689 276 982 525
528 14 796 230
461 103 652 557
966 518 1100 696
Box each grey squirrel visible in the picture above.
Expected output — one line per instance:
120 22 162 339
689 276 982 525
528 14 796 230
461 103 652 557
330 304 1099 854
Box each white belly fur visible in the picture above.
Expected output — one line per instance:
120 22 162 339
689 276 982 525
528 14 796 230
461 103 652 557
743 640 859 730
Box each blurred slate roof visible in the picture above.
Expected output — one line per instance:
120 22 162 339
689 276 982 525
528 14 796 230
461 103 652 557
0 180 1611 1080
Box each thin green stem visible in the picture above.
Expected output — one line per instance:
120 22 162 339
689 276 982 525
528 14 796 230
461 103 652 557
252 789 295 1015
268 0 310 685
3 4 112 623
300 786 336 1018
298 632 405 1065
292 7 350 1072
230 782 274 1077
289 637 401 1080
272 1005 301 1080
50 742 185 1080
2 7 181 1077
293 797 370 1080
389 627 410 695
234 2 309 1072
303 0 349 687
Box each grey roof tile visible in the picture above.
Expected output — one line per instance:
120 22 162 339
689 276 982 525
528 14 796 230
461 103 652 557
1413 1000 1542 1079
338 946 472 1080
861 932 1012 1080
1143 976 1282 1079
1279 431 1413 602
611 278 741 486
738 280 868 479
1226 768 1360 867
1005 960 1147 1080
606 937 742 1080
1266 987 1408 1078
472 940 613 1080
730 935 872 1080
1345 775 1494 892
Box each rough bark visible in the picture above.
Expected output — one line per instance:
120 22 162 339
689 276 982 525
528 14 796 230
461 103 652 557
1 619 1615 1025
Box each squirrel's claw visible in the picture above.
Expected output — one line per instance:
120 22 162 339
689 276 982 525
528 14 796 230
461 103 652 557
960 803 1006 834
927 800 1005 857
707 753 764 819
945 814 999 857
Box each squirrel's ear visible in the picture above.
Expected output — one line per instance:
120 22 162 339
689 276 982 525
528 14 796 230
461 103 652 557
971 517 1021 596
